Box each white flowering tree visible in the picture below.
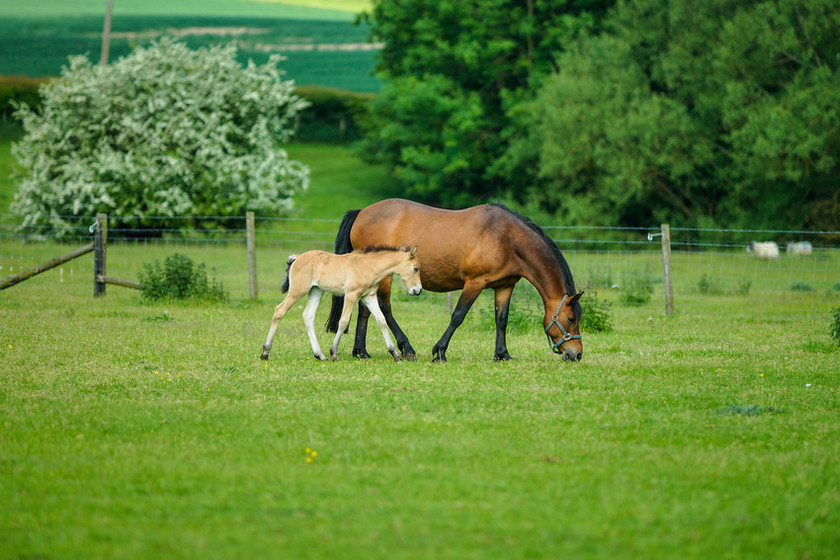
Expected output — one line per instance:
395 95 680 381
11 38 309 234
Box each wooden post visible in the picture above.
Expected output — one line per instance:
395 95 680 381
94 213 107 297
660 223 674 315
246 211 258 300
100 0 114 66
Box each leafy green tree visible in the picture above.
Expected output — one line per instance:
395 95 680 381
521 0 840 230
12 39 309 234
358 0 613 207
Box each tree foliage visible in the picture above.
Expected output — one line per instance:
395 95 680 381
11 39 309 234
358 0 612 207
521 0 840 230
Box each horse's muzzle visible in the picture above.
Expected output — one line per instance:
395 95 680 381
409 286 423 296
561 348 582 362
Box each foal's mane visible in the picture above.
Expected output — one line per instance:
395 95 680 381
489 203 577 294
360 245 409 253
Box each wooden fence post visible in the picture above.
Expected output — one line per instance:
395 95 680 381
660 223 674 315
246 211 258 300
94 213 107 297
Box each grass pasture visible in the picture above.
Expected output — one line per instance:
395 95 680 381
2 141 840 557
2 244 840 558
0 0 378 92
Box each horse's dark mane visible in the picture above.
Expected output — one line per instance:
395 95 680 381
489 203 576 294
360 245 409 253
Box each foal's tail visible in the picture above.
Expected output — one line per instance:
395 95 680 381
281 254 297 294
326 209 361 333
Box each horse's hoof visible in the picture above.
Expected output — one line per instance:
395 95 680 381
402 351 417 362
353 348 372 359
494 353 513 362
260 353 269 361
315 354 328 362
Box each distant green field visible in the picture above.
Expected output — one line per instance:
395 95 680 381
0 0 379 92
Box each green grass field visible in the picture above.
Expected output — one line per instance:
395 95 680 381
0 0 378 92
2 138 840 558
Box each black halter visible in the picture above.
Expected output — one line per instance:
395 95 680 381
544 293 582 354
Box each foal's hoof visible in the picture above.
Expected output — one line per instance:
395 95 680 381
260 353 269 361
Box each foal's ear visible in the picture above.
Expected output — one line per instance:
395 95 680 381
569 291 584 305
410 246 419 258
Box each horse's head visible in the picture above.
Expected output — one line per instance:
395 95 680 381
397 246 423 296
544 291 583 361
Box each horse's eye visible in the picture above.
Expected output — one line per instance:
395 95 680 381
568 316 576 324
414 266 419 272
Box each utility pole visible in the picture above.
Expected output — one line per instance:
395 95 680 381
100 0 114 66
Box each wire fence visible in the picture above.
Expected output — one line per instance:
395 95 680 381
2 213 839 312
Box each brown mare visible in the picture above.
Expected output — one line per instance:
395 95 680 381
326 199 583 362
261 246 421 362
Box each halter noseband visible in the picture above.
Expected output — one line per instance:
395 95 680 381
544 293 582 354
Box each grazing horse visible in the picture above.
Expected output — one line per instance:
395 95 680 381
326 199 583 362
261 246 421 362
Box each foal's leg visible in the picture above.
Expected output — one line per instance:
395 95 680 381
260 292 305 360
361 294 401 362
432 281 483 363
493 285 515 361
302 287 327 361
330 293 359 361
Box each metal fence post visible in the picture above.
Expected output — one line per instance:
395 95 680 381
661 223 674 315
94 213 107 297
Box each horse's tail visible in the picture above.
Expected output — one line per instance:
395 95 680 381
326 209 361 333
281 254 297 294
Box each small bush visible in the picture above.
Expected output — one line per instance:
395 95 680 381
619 273 654 306
830 306 840 346
790 281 814 292
139 253 228 303
580 287 613 333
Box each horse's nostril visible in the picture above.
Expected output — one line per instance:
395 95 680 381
576 352 582 361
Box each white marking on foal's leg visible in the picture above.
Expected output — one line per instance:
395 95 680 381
362 294 400 362
302 287 327 361
261 294 301 360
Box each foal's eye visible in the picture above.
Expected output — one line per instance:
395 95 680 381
413 266 419 272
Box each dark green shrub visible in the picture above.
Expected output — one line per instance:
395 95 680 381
580 288 613 333
830 306 840 347
139 253 228 303
790 281 814 292
619 273 654 306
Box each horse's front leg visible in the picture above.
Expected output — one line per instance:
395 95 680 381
301 287 327 361
361 294 401 362
376 277 416 361
260 293 304 360
331 292 359 361
432 282 482 363
493 285 515 361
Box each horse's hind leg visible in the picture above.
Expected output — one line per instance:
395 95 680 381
361 294 401 362
261 293 303 360
376 278 416 361
352 304 372 359
302 287 327 361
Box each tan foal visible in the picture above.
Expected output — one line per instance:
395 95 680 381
260 246 421 361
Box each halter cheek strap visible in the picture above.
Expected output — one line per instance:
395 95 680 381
545 293 582 354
